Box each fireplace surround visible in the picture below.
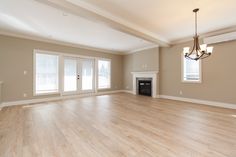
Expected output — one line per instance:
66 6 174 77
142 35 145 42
131 71 158 98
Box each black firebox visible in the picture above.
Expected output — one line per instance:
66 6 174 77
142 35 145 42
138 80 152 96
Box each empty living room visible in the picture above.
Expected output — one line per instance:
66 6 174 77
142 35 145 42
0 0 236 156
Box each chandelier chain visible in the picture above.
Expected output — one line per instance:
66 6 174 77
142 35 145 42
195 10 197 36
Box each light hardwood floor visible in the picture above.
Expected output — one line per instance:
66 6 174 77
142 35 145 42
0 93 236 157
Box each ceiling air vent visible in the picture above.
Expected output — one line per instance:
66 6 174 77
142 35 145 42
203 31 236 44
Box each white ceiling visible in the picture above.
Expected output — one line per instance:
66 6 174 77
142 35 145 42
0 0 157 54
0 0 236 54
79 0 236 42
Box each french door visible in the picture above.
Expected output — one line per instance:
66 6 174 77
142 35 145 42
63 57 95 94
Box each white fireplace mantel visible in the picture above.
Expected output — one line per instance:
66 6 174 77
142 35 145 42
131 71 158 98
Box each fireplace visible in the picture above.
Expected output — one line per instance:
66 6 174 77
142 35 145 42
137 78 152 96
131 71 158 98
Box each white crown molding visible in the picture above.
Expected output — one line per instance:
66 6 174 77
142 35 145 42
126 45 159 54
131 71 159 74
203 31 236 45
0 31 127 55
36 0 170 47
159 95 236 110
171 25 236 45
0 90 124 109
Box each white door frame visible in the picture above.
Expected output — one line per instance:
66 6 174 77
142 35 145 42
62 56 95 95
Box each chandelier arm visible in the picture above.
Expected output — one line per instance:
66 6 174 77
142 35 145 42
196 37 201 51
185 54 198 60
199 53 211 60
185 55 194 60
198 52 205 59
187 51 211 61
188 46 195 56
187 36 198 57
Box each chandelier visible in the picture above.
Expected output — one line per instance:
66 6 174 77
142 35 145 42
183 8 213 61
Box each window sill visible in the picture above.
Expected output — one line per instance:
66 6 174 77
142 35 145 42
182 80 202 84
34 92 60 96
98 87 111 90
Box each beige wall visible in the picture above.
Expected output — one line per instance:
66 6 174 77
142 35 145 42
1 34 236 105
123 47 159 93
0 35 123 102
0 82 2 103
160 40 236 104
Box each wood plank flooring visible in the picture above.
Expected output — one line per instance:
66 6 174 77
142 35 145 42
0 93 236 157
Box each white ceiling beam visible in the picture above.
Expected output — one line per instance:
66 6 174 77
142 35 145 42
36 0 170 47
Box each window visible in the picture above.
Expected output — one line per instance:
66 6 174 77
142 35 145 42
98 59 111 89
34 52 59 94
182 52 201 83
34 49 112 95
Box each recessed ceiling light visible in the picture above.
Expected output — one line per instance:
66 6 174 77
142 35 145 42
139 39 145 43
62 12 68 16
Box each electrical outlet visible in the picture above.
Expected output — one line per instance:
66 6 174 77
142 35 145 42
179 91 183 95
23 70 27 75
23 93 27 97
144 64 148 69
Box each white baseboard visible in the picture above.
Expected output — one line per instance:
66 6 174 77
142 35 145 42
158 95 236 110
122 90 160 98
0 90 123 109
120 90 134 94
1 91 235 110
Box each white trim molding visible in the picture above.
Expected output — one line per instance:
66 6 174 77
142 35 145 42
2 91 235 110
0 90 123 109
120 90 134 94
159 95 236 110
131 71 158 98
171 26 236 45
127 45 159 54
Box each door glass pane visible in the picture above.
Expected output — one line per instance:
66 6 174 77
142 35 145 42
64 58 77 92
81 59 93 90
